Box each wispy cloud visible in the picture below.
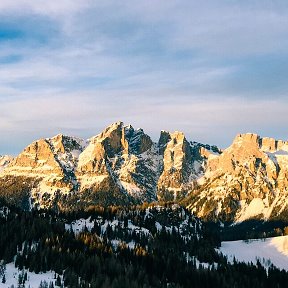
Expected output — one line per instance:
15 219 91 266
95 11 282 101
0 1 288 154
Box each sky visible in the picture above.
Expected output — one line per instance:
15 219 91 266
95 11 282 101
1 0 288 155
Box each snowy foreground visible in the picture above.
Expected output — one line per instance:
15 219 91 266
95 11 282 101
220 235 288 271
1 263 56 287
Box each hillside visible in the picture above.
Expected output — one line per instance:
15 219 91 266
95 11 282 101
1 203 288 288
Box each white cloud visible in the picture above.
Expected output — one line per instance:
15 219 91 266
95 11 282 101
0 0 91 16
0 1 288 154
1 89 288 154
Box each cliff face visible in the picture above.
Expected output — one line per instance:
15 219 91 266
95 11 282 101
0 122 209 209
186 133 288 221
76 121 158 202
1 123 288 222
157 131 210 201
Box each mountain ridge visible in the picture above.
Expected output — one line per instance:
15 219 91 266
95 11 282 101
1 122 288 222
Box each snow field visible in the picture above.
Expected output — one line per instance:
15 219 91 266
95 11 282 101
220 235 288 271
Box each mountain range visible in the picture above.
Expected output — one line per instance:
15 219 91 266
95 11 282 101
1 121 288 222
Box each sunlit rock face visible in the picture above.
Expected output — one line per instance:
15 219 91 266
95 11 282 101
0 122 162 208
187 133 288 222
0 122 212 209
157 131 200 201
76 121 157 203
1 123 288 222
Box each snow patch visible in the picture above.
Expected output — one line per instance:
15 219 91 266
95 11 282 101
1 262 58 288
220 236 288 271
79 175 108 188
65 217 94 235
120 181 141 196
236 198 265 222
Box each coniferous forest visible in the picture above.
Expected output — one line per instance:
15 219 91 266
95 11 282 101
1 198 288 288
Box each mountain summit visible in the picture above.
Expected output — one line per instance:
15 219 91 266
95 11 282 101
0 122 288 222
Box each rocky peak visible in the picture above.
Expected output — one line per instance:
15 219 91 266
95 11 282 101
124 126 153 154
218 134 287 174
6 134 86 175
232 133 288 154
158 130 172 154
162 131 191 171
99 121 123 138
260 137 277 152
85 122 154 158
211 133 264 173
259 137 288 153
48 134 86 154
234 133 260 144
96 121 125 157
76 122 157 202
158 131 187 151
5 139 64 176
187 133 288 222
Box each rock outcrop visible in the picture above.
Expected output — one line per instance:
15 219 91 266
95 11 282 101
157 131 204 201
186 133 288 221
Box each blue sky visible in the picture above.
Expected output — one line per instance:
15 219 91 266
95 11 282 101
0 1 288 154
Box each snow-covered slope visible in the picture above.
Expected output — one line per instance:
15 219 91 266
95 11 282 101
220 236 288 271
0 155 13 172
64 204 201 251
0 262 61 288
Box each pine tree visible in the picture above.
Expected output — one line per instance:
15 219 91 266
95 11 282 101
55 275 61 287
39 280 49 288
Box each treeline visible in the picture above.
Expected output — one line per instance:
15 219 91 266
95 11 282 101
0 201 288 287
220 219 288 241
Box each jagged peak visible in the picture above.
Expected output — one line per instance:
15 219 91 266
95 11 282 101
233 133 260 144
170 131 186 141
48 133 84 143
44 134 86 154
87 122 153 155
124 123 133 130
260 137 288 152
103 121 124 133
48 133 67 140
232 133 288 153
22 138 50 152
158 130 171 147
158 130 187 147
90 121 124 142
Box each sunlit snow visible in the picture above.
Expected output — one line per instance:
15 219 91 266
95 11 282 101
220 235 288 271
